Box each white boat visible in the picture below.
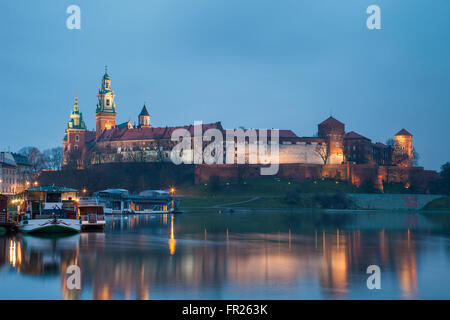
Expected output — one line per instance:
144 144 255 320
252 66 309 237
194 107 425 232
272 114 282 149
16 186 81 234
77 199 106 231
19 216 81 234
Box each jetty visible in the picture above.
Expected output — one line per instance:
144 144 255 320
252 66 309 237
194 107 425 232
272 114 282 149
0 194 18 232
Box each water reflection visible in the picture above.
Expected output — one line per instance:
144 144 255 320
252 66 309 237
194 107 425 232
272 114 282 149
0 211 449 299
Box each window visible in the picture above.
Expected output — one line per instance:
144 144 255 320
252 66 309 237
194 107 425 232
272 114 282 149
74 145 79 151
106 99 110 106
75 135 80 142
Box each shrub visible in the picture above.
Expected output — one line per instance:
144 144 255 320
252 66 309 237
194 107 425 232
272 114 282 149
313 192 353 209
284 189 301 205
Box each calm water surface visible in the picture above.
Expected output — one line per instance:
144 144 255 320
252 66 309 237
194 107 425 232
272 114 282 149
1 210 450 299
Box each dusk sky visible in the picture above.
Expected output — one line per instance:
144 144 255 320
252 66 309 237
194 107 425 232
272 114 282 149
0 0 449 170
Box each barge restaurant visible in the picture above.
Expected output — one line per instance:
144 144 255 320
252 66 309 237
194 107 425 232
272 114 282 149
93 189 179 214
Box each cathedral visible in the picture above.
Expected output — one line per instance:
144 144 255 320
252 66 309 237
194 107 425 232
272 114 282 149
63 69 414 169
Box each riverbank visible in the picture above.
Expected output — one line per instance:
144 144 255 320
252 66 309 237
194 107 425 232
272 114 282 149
178 178 447 211
422 197 450 210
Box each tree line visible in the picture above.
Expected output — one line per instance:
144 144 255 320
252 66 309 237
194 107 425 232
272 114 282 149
17 146 63 173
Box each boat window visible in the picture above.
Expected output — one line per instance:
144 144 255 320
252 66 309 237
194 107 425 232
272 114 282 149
46 192 62 203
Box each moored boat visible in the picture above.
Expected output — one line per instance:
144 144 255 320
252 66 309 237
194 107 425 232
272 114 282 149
94 189 180 214
77 199 106 231
16 186 81 234
20 216 81 234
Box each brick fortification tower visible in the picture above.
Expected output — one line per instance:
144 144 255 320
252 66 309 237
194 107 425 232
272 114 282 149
63 96 87 165
318 116 345 164
96 68 117 139
393 129 413 167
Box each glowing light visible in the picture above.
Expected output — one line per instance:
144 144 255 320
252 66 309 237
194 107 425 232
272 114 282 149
33 181 38 186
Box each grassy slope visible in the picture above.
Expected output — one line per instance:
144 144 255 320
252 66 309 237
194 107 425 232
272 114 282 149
422 197 450 210
179 178 361 209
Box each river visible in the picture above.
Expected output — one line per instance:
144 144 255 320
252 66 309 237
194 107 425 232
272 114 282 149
1 210 450 299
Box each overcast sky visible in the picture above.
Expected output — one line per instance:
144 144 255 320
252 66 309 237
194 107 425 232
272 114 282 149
0 0 449 170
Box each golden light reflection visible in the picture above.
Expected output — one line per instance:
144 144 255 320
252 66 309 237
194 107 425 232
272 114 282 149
319 231 349 298
397 232 418 299
9 240 16 267
169 215 176 255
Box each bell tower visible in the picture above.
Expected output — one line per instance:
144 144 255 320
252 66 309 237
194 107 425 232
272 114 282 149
95 66 117 139
63 95 87 166
138 104 151 128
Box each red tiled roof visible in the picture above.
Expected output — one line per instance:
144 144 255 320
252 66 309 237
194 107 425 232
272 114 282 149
222 129 298 139
395 128 412 136
345 131 370 140
97 122 223 142
96 123 298 142
319 116 345 128
373 142 388 148
85 131 96 143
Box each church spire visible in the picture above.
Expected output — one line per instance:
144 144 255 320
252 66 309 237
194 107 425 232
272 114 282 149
96 67 115 113
139 103 151 128
67 95 86 130
96 67 117 139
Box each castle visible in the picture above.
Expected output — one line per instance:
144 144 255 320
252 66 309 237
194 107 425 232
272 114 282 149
63 69 415 170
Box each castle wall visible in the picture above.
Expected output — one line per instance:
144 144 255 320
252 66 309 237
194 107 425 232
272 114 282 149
194 163 439 193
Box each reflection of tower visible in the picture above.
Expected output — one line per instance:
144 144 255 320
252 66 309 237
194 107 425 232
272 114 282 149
169 215 176 255
396 230 418 299
319 230 349 298
393 129 413 167
95 67 117 139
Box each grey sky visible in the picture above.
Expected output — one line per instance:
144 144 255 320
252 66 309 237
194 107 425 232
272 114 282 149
0 0 449 169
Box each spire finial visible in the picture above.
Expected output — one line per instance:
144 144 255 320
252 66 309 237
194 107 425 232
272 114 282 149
105 65 108 74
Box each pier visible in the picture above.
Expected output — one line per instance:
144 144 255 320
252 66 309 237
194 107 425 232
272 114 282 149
0 195 18 232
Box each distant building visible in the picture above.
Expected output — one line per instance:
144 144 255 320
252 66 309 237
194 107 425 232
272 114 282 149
62 69 415 169
393 129 413 167
0 152 31 195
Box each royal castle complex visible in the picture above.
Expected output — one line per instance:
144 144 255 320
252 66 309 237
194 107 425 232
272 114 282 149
63 70 438 192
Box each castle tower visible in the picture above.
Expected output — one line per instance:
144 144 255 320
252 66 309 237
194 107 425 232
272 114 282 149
393 129 413 167
138 104 151 128
95 67 117 139
63 96 87 165
318 116 345 164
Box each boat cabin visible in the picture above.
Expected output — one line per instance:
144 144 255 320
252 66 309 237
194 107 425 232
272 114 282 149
77 199 105 231
0 195 8 225
18 186 78 219
94 189 179 214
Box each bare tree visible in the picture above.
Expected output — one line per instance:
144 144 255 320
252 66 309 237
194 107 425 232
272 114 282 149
19 147 47 173
314 143 329 165
43 147 63 170
412 148 420 166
